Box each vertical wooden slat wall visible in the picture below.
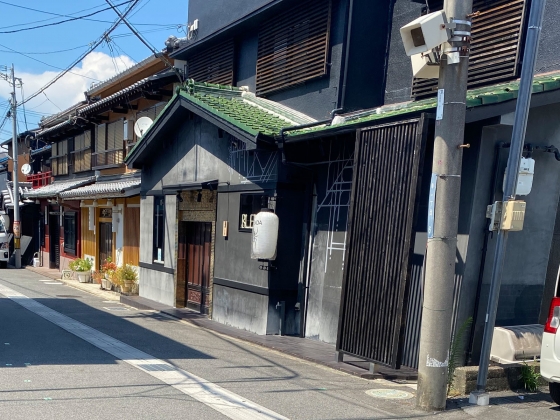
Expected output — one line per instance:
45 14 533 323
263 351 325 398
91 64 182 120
412 0 527 99
80 208 96 262
123 201 140 266
336 118 427 369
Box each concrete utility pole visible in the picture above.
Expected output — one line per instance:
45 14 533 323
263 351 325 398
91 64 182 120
416 0 473 411
470 0 547 406
10 65 21 269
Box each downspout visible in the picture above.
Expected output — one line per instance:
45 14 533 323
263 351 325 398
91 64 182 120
339 0 354 111
466 141 506 363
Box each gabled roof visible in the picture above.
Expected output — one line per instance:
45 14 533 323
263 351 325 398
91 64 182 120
23 177 95 198
125 80 316 167
285 70 560 140
79 70 177 116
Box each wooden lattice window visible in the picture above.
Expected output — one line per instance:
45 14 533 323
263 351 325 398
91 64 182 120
187 39 234 85
72 131 92 173
256 0 332 96
51 139 69 176
412 0 528 100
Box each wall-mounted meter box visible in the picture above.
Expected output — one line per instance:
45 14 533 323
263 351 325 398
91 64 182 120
503 157 535 196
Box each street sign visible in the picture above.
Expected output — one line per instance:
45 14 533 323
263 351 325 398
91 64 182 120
427 173 437 239
13 220 20 239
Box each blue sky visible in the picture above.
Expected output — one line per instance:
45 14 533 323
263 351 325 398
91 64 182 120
0 0 189 140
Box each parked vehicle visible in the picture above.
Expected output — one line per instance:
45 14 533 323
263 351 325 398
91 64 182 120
541 296 560 404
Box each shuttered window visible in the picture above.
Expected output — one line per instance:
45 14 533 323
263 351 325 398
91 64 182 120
187 39 234 85
412 0 527 100
51 139 69 176
256 0 331 96
94 120 124 168
72 131 92 173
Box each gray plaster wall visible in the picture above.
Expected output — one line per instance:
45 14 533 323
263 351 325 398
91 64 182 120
214 191 270 288
383 0 420 105
139 268 175 307
187 0 275 42
468 104 560 362
138 194 177 306
142 117 236 191
304 141 353 344
212 284 268 334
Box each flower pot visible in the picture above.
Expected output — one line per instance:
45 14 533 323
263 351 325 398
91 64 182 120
122 280 133 293
77 272 91 283
101 278 112 290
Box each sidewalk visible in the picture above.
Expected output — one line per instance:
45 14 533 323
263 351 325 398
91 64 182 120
24 265 415 380
120 294 418 381
25 265 121 301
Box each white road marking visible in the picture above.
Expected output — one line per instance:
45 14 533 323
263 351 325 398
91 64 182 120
0 283 288 420
43 282 63 285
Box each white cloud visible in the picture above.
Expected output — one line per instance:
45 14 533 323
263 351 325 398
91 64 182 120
0 51 135 128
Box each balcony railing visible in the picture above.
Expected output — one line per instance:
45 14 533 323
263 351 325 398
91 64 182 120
27 171 52 189
92 148 124 169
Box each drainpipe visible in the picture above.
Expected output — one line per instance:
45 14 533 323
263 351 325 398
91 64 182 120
339 0 354 110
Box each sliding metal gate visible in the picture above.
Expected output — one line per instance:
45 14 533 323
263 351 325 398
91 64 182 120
336 116 429 369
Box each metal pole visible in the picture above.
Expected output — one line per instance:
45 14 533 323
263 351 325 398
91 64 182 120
471 0 546 403
416 0 473 411
10 64 20 269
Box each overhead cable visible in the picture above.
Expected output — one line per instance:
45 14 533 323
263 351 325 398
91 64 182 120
20 0 141 106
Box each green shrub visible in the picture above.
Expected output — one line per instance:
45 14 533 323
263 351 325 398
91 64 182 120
520 362 541 392
69 258 93 272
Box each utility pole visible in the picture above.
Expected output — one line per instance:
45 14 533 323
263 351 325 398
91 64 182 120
416 0 473 411
8 65 21 268
470 0 547 406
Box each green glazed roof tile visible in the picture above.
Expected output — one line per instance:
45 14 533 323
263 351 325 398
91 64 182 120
286 70 560 138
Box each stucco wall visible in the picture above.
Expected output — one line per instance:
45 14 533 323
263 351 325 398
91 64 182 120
466 104 560 361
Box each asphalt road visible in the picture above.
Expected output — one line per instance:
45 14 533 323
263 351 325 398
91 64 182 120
0 269 558 420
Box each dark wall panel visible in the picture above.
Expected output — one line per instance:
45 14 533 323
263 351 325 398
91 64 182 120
188 0 276 41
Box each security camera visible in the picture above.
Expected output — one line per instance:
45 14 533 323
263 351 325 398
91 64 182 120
411 50 441 79
400 11 449 56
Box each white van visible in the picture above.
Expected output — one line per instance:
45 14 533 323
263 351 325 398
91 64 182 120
541 297 560 404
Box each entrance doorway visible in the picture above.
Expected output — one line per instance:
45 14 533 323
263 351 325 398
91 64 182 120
49 214 60 269
177 221 212 314
99 222 113 269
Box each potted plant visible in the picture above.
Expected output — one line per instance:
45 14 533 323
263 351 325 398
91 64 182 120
92 270 103 287
101 258 117 290
115 264 138 294
69 258 93 283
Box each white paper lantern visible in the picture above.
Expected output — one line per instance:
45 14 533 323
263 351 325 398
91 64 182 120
251 209 279 260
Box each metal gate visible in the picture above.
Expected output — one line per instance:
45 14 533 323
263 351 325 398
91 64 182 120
336 116 429 369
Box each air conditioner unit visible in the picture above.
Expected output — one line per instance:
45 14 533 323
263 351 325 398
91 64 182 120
490 324 543 364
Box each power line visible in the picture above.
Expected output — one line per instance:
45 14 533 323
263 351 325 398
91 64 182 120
20 0 142 106
0 0 135 34
42 92 62 113
0 43 100 82
0 44 91 55
0 0 183 29
19 85 28 131
104 0 183 83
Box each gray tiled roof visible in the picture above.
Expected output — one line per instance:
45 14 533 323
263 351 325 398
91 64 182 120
59 176 141 199
24 177 95 198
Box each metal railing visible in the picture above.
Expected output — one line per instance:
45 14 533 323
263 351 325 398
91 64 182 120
26 171 52 189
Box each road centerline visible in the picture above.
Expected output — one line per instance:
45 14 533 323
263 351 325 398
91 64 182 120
0 282 288 420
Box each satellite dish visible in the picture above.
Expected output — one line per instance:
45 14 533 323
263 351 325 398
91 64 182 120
134 117 153 138
21 163 31 175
